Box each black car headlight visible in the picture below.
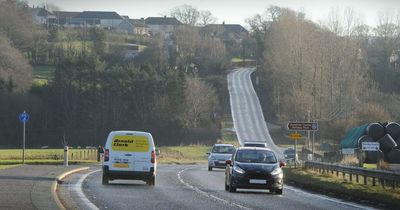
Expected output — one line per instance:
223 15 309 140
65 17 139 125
271 167 283 178
233 165 245 174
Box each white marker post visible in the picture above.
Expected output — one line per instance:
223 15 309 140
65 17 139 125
19 111 30 164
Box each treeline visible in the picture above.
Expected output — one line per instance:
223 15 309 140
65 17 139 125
0 1 233 148
248 6 400 142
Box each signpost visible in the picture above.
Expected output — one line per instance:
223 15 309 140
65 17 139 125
289 132 302 168
287 122 318 131
287 121 319 161
362 142 380 151
19 111 29 163
342 148 355 155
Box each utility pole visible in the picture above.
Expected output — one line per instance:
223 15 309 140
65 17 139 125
307 110 311 149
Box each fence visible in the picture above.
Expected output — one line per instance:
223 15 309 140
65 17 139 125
305 161 400 189
68 149 97 161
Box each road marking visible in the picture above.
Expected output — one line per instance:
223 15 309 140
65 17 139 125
285 185 377 210
72 169 101 210
177 166 252 210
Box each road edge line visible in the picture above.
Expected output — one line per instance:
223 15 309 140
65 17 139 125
51 167 90 210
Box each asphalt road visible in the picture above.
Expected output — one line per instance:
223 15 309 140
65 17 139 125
57 68 376 209
58 164 376 210
228 68 284 159
0 164 82 210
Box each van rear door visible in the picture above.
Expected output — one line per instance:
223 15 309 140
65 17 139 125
109 134 151 172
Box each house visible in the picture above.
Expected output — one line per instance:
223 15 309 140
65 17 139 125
53 11 81 26
145 17 182 35
116 18 149 35
30 7 56 26
129 19 149 35
203 24 249 41
75 11 123 28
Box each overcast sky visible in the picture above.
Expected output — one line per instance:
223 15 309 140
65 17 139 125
26 0 400 27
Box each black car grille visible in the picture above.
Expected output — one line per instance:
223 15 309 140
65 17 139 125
245 172 271 179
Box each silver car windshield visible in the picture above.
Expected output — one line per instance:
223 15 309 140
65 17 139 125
212 146 235 154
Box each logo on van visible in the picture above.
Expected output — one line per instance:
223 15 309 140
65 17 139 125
111 135 150 152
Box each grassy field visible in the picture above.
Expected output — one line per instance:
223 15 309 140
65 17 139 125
284 168 400 208
32 65 56 85
0 149 98 166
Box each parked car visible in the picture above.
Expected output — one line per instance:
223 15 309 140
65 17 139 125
243 141 268 147
225 147 285 194
102 131 157 186
207 144 236 171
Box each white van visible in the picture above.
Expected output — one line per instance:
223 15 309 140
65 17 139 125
102 131 156 185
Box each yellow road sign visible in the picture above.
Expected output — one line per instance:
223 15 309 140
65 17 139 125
289 133 302 140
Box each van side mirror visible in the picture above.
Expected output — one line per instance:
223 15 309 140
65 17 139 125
279 161 286 168
155 149 160 156
225 160 232 165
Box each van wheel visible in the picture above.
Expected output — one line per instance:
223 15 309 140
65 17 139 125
147 175 155 186
208 166 212 171
102 172 109 185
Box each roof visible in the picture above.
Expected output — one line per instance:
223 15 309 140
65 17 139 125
206 24 248 34
129 19 148 27
237 147 273 151
213 144 235 147
77 11 122 19
145 17 182 25
31 8 54 17
54 11 81 19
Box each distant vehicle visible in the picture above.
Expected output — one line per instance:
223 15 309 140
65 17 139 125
207 144 236 171
225 147 285 194
102 131 156 186
243 141 268 148
283 148 297 160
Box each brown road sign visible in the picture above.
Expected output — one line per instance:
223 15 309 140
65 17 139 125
287 122 318 131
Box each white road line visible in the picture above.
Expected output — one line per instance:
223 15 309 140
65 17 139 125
71 169 101 210
177 167 252 210
285 185 377 210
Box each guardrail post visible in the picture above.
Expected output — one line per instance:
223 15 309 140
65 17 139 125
336 171 339 177
380 179 385 188
364 176 367 185
356 174 359 183
349 174 352 182
372 177 376 186
392 181 396 190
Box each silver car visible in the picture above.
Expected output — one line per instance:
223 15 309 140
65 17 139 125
207 144 236 171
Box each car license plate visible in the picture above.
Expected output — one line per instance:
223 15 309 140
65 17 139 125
113 163 129 168
249 179 266 184
218 161 225 164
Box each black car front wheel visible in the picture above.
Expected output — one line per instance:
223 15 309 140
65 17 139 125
274 188 283 195
228 177 236 192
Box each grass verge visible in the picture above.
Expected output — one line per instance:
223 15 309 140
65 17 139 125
157 145 210 164
284 167 400 208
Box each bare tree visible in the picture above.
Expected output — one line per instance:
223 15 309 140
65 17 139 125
0 35 32 92
199 10 217 26
183 76 218 128
169 4 200 26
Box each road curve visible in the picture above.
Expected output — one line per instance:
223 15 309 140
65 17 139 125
228 68 283 159
58 165 376 210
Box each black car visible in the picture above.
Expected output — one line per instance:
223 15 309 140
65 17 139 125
225 147 285 194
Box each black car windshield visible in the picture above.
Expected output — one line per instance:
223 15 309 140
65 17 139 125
235 150 277 163
212 146 235 154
